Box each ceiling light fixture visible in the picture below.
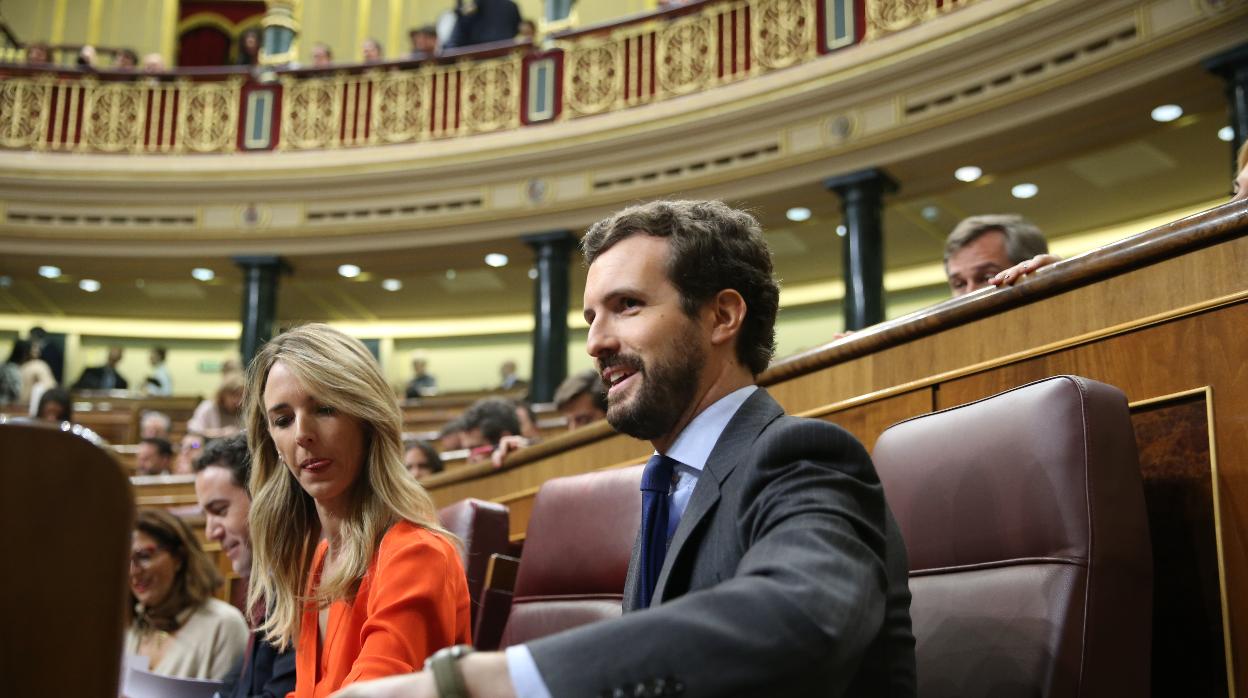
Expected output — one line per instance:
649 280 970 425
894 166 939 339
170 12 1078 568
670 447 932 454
528 268 538 280
1218 126 1234 142
445 269 457 280
954 166 982 183
191 268 215 282
338 264 361 278
1150 104 1183 123
381 279 402 292
38 265 61 279
1011 183 1039 199
785 207 812 222
921 205 940 221
79 279 101 292
835 225 848 237
484 253 509 268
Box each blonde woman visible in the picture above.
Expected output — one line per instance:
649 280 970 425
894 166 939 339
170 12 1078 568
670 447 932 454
244 324 471 698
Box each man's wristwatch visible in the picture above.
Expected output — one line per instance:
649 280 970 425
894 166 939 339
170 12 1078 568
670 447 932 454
426 644 474 698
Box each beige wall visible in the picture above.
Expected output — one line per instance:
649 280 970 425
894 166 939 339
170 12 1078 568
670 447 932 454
4 0 174 61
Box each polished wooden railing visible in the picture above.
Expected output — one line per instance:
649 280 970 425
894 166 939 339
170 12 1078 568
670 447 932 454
0 0 975 154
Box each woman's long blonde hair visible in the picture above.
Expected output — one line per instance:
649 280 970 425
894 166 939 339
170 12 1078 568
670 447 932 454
244 323 450 650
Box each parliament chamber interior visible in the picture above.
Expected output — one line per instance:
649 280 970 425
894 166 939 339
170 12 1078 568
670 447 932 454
1 0 1246 695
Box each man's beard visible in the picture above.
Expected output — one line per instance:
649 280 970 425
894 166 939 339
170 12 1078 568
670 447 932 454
602 322 705 441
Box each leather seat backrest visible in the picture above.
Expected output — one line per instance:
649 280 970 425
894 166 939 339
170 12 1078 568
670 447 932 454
438 498 511 625
499 465 643 648
872 375 1152 698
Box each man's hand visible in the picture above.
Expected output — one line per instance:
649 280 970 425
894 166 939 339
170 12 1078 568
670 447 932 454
491 435 530 468
990 253 1060 288
330 652 516 698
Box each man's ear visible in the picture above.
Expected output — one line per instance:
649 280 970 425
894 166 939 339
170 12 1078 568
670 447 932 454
708 289 747 348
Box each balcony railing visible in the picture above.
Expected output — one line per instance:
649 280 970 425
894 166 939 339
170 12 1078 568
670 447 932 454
0 0 974 155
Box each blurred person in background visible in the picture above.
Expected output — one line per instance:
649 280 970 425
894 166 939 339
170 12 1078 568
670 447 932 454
404 440 444 480
188 375 244 439
362 38 384 63
553 368 608 431
145 346 172 396
115 48 138 69
140 410 172 440
72 346 128 391
125 509 248 679
311 42 334 67
136 437 174 476
404 354 438 398
237 27 262 66
9 339 56 407
35 388 73 423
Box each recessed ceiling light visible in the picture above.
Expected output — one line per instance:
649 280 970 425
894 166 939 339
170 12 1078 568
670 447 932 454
0 275 11 288
38 265 61 279
1011 183 1039 199
1151 104 1183 123
954 166 982 183
1218 126 1234 142
484 253 509 268
338 264 361 278
79 279 101 292
835 224 848 237
445 269 457 280
191 267 215 282
785 207 812 222
921 205 940 221
381 278 402 291
527 267 538 280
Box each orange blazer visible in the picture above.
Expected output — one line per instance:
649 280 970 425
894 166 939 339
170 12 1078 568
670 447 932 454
289 520 471 698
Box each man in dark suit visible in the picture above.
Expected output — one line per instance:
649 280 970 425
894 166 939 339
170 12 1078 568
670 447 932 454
193 434 296 698
71 346 128 391
337 200 915 697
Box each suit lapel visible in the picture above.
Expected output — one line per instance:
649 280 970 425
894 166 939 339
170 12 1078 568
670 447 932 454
652 389 784 604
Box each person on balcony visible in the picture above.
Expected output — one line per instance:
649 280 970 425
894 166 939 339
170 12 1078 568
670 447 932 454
362 38 384 63
445 0 521 50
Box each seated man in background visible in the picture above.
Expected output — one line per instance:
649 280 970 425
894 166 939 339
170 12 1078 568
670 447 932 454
338 200 914 698
140 410 172 440
404 355 438 398
404 441 445 480
460 396 522 463
135 437 174 476
553 369 607 431
192 434 297 698
944 214 1057 296
72 346 128 391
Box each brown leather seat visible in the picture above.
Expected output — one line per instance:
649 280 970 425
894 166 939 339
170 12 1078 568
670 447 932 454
0 420 134 698
438 498 510 627
499 465 643 647
873 375 1152 698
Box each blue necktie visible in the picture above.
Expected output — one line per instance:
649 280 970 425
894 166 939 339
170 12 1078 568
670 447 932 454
638 453 678 609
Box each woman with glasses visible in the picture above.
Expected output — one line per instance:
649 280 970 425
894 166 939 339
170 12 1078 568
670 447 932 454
125 508 249 679
244 324 470 698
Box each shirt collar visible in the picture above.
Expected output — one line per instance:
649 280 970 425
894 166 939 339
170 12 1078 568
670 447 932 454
662 385 758 472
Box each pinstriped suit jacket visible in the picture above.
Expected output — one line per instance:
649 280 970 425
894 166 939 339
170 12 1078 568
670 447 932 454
529 388 916 697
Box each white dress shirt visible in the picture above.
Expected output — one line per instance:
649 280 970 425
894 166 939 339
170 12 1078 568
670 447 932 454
505 385 759 698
